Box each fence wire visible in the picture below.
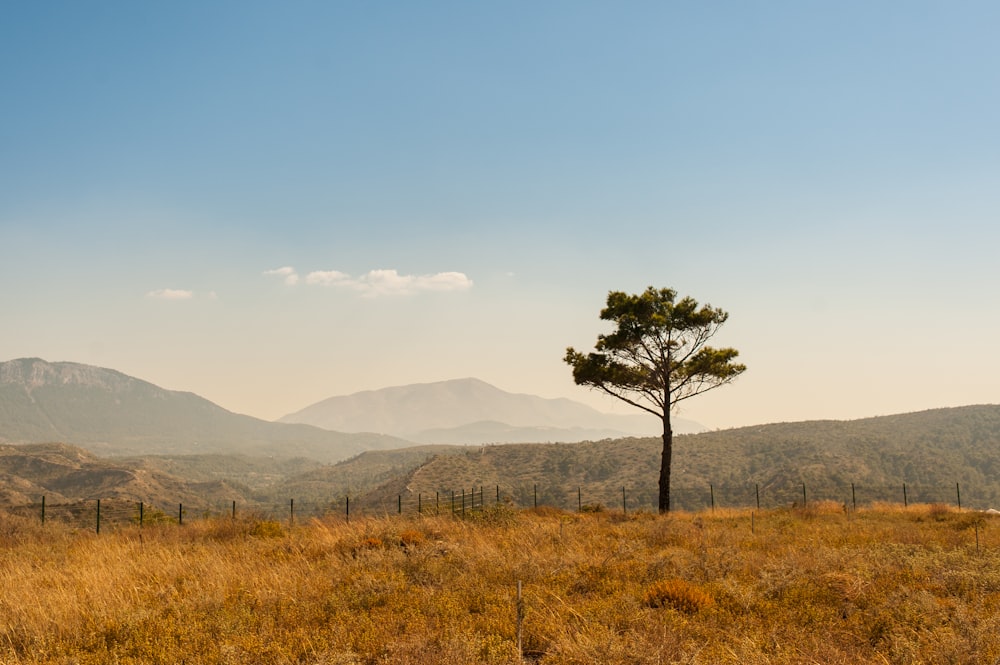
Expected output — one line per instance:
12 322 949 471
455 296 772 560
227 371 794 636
4 480 993 533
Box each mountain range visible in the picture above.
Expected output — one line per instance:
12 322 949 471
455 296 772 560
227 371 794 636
0 358 698 458
5 357 999 517
279 377 703 443
6 405 1000 516
0 358 407 461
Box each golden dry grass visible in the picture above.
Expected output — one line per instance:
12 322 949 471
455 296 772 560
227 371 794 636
2 503 1000 664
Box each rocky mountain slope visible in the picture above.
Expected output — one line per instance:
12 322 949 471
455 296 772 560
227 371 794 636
0 358 409 462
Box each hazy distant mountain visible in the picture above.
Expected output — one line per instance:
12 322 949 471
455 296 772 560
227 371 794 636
279 377 705 443
0 358 408 462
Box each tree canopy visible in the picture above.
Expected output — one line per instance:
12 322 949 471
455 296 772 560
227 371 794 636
565 286 746 512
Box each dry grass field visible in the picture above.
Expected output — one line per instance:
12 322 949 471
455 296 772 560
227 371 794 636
2 502 1000 664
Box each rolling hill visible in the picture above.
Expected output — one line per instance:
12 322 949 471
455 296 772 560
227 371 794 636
279 377 704 443
0 442 253 509
353 404 1000 513
0 358 409 462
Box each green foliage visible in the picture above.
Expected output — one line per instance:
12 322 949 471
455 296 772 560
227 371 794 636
565 287 745 416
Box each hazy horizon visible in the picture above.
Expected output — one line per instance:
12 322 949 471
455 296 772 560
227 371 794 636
3 3 998 430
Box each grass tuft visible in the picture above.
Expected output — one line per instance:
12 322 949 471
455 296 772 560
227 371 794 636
642 578 715 613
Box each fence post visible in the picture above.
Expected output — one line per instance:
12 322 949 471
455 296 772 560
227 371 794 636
179 503 183 526
418 493 422 514
755 484 760 510
710 484 715 512
802 483 807 508
139 502 144 528
622 486 626 515
290 499 295 527
451 490 455 514
534 484 537 509
851 483 856 511
232 500 236 520
398 495 402 515
346 495 350 523
41 495 45 525
436 491 439 515
578 487 582 512
96 499 101 535
516 580 524 657
957 483 962 510
903 484 907 507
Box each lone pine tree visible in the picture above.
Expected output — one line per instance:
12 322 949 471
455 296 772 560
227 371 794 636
565 287 746 513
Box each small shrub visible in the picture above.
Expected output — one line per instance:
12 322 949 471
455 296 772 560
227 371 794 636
643 578 714 614
580 502 605 513
249 520 285 539
132 506 175 526
360 536 384 550
468 504 520 526
399 529 425 548
529 505 568 519
928 503 953 520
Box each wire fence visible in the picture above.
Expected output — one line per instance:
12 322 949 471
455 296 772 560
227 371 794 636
3 480 994 534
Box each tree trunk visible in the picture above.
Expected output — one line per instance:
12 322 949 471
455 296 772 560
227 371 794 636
659 412 673 513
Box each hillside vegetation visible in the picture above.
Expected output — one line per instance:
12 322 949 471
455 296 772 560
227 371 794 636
357 405 1000 513
3 405 1000 520
2 503 999 664
0 443 257 509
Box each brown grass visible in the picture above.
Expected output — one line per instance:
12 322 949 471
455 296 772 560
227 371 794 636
1 503 1000 663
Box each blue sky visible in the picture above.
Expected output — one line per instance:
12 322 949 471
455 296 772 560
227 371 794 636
2 2 998 429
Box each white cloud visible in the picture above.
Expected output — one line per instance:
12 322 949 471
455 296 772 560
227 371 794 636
146 289 194 300
263 266 299 285
305 270 351 286
305 268 473 297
